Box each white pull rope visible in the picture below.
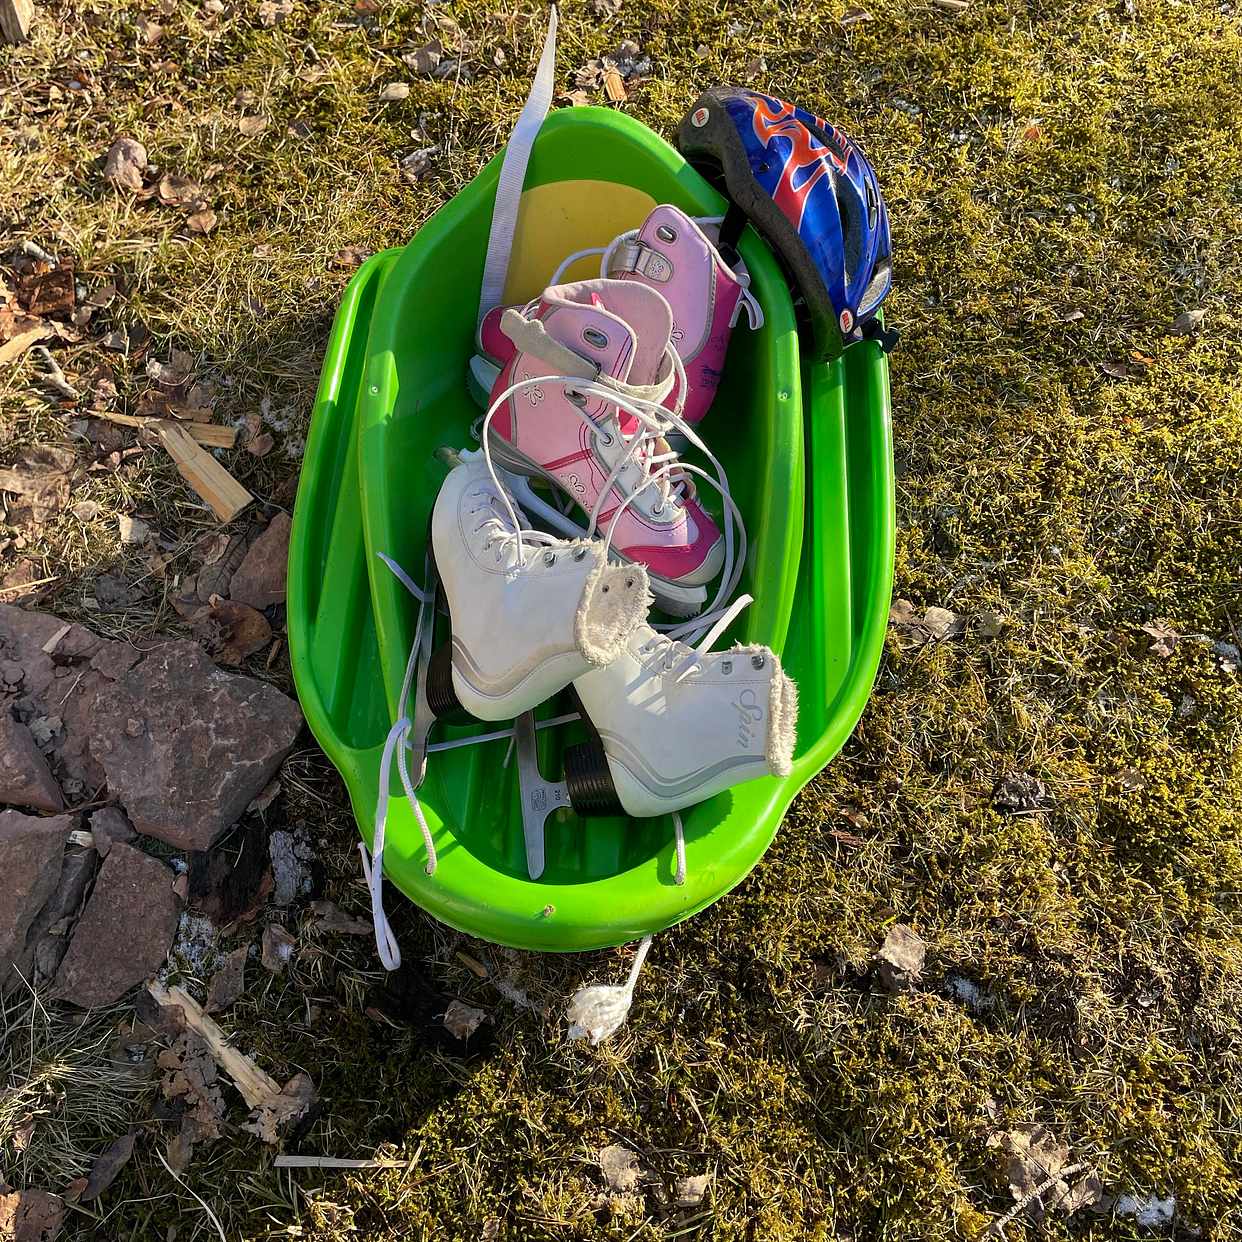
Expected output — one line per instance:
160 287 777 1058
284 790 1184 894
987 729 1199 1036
478 5 558 325
566 936 654 1044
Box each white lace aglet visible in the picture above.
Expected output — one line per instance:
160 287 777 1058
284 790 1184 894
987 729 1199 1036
565 936 653 1045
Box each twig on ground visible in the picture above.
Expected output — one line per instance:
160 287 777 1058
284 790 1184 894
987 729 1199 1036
273 1156 410 1169
91 408 239 448
984 1161 1089 1238
147 983 281 1108
31 346 79 399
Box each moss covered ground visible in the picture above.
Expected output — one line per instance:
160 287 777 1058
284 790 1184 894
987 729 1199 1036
2 0 1241 1237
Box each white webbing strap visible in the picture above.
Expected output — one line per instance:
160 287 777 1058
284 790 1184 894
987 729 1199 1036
477 5 558 326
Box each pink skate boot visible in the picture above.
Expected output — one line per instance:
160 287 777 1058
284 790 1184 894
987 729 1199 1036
482 279 728 614
471 205 761 427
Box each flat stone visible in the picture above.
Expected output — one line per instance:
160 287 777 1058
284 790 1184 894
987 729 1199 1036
90 806 136 858
22 845 99 987
88 642 302 850
0 1187 65 1242
0 606 138 793
0 810 77 987
0 713 64 811
89 643 141 680
228 512 290 609
876 923 927 993
51 841 180 1008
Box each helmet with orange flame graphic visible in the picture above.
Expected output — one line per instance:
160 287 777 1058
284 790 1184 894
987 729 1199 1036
677 87 894 360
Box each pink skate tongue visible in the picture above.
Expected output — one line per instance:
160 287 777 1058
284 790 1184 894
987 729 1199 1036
596 282 671 389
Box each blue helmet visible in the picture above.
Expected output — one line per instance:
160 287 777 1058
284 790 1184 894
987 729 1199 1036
677 87 895 360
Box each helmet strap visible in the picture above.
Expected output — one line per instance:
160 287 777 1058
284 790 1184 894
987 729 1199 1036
716 202 748 269
861 317 900 354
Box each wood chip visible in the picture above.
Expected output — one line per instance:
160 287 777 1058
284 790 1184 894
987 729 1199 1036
0 0 34 42
238 115 269 137
157 422 252 522
603 67 627 102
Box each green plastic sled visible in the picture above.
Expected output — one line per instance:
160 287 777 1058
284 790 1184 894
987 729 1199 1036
288 107 894 953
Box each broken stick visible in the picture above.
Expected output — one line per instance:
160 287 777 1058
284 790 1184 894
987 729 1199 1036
147 982 280 1108
273 1156 409 1170
157 422 252 523
92 408 238 449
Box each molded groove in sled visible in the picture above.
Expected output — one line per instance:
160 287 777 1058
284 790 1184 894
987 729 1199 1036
288 107 893 952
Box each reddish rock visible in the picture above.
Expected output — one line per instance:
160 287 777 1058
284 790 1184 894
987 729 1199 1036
51 841 180 1008
0 605 131 796
0 811 77 988
228 512 290 609
0 1187 65 1241
89 806 136 858
0 713 64 812
21 845 99 987
88 642 302 850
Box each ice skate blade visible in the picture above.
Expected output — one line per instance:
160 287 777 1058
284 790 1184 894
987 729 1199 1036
514 711 570 880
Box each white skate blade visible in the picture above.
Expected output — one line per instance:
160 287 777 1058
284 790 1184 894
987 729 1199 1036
493 467 708 619
467 354 501 409
514 711 570 880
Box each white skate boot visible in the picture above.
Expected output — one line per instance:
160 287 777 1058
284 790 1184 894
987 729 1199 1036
566 611 798 819
430 450 651 723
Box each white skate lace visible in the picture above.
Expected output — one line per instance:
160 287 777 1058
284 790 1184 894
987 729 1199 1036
480 339 748 643
362 495 584 970
548 217 765 331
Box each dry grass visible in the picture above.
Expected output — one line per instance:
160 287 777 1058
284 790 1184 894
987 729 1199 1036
2 0 1241 1238
0 986 152 1189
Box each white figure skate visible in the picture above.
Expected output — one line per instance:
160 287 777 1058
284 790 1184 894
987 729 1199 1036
429 450 651 723
568 614 798 818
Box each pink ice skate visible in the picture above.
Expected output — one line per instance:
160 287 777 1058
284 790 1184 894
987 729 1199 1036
471 205 761 427
481 279 735 615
